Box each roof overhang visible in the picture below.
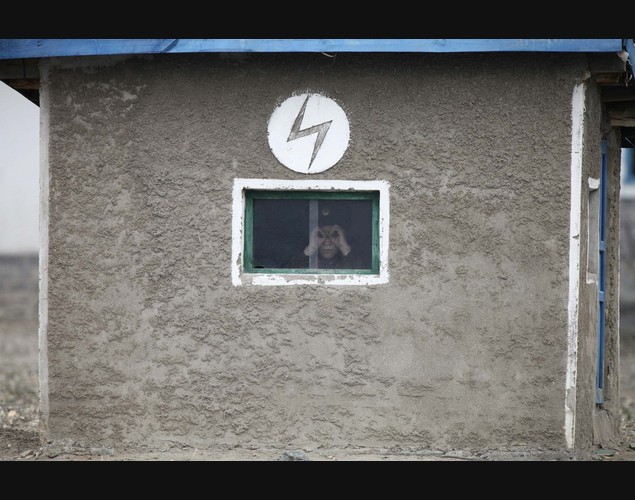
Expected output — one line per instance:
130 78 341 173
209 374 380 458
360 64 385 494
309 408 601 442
1 39 633 145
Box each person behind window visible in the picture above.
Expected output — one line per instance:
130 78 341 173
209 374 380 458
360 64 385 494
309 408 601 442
286 223 364 270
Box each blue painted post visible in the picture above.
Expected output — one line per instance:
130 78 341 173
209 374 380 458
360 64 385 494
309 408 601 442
596 140 608 404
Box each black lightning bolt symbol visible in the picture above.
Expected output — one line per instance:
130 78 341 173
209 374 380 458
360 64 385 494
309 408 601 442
287 95 333 171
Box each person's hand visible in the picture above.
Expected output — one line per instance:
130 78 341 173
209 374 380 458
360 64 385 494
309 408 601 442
303 226 322 256
304 225 352 257
329 225 351 256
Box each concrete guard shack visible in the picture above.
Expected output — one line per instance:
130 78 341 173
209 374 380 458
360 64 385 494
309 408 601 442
1 39 634 459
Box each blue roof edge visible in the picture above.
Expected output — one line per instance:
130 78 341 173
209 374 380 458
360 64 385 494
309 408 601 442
625 38 635 79
0 38 630 60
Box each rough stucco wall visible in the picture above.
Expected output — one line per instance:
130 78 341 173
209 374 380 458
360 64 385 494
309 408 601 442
573 80 601 450
604 128 622 428
43 53 589 452
573 78 623 450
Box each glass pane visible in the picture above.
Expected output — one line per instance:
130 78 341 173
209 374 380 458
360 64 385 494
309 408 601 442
251 197 374 271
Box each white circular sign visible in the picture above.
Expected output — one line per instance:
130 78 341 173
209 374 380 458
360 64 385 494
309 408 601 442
267 93 350 174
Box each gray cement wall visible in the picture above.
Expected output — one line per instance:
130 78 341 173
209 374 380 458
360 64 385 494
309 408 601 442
40 52 618 454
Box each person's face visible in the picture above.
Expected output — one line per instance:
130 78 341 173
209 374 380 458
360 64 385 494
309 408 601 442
317 225 341 259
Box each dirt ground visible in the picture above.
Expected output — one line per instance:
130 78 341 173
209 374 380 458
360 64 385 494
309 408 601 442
1 317 634 461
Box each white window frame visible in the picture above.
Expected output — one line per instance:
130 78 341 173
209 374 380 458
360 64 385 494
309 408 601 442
231 178 390 286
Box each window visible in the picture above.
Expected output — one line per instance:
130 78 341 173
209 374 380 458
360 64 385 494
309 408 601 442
246 192 377 273
232 179 389 286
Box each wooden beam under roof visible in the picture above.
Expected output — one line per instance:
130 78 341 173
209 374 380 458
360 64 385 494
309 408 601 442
0 59 40 79
0 60 40 105
622 127 635 147
601 86 635 103
607 103 635 127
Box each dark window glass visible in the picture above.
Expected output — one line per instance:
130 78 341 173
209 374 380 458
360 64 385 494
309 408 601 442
245 192 378 274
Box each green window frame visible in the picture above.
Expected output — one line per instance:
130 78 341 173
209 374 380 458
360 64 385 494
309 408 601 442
243 190 380 275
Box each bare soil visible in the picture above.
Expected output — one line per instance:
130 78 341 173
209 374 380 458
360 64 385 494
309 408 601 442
1 317 634 461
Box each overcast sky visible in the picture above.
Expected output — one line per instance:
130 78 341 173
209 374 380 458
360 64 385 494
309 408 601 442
0 81 39 254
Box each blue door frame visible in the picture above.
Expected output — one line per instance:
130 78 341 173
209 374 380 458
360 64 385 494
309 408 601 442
596 140 608 405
